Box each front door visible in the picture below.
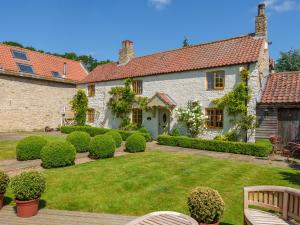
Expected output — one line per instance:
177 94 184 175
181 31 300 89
278 108 300 144
158 109 170 135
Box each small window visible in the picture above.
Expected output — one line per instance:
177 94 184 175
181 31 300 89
52 71 61 78
207 71 225 90
205 109 223 128
12 50 28 60
132 80 143 95
18 63 34 74
132 108 143 126
87 108 95 123
88 84 95 97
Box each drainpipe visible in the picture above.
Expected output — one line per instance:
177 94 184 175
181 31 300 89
244 64 250 142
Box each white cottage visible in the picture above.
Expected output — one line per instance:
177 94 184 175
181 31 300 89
80 4 270 140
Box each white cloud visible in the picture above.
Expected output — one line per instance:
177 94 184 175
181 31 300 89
263 0 299 12
149 0 171 10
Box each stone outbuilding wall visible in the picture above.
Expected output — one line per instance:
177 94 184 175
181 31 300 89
0 74 76 132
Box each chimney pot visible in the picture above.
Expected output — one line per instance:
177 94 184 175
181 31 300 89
119 40 135 65
255 3 268 37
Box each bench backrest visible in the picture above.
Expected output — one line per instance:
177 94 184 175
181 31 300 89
244 186 300 221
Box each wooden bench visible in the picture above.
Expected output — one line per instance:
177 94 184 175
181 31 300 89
244 186 300 225
125 211 198 225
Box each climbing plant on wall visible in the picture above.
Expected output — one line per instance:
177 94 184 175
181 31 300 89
107 78 148 130
212 67 256 141
70 89 88 126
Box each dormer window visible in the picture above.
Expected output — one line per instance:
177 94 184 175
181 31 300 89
12 50 28 61
18 63 34 74
52 71 61 78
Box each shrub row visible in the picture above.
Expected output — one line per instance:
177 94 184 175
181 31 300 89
60 125 152 142
157 135 272 157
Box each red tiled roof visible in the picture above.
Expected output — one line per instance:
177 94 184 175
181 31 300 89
0 44 88 82
156 92 176 108
260 71 300 104
82 35 265 83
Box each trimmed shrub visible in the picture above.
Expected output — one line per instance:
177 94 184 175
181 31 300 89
0 170 9 194
170 128 181 136
41 141 76 168
60 125 109 136
16 136 48 161
105 131 122 148
66 131 91 152
117 130 152 142
89 135 115 159
214 131 238 142
11 171 45 201
157 135 272 157
188 187 225 224
125 133 146 153
138 127 150 134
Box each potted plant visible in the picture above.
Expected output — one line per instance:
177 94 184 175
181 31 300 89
11 171 46 217
187 187 225 225
269 135 279 144
0 170 9 209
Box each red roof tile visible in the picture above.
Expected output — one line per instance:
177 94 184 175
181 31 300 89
261 71 300 104
156 92 176 108
0 44 88 82
82 35 265 83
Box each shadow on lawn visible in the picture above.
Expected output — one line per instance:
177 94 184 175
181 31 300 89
279 171 300 185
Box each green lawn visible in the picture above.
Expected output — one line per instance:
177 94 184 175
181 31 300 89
6 151 300 224
0 135 65 160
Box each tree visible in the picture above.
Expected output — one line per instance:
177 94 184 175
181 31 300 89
182 36 190 48
71 89 88 126
276 49 300 72
2 41 24 48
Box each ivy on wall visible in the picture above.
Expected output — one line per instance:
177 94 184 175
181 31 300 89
212 68 256 142
107 78 148 130
71 89 88 126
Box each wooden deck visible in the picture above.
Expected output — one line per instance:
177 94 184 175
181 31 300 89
0 206 137 225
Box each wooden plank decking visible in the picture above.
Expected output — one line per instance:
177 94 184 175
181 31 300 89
0 206 137 225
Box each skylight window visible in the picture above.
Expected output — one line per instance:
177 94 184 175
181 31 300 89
52 71 61 78
12 50 28 60
18 63 34 74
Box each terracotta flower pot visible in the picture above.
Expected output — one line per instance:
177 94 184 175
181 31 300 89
0 194 4 209
16 198 39 217
199 222 219 225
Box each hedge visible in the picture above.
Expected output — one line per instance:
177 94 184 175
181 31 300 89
41 141 76 168
105 131 122 147
157 135 272 157
60 125 152 142
16 136 48 161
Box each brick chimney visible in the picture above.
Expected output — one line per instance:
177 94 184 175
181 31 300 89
255 3 267 37
119 40 135 65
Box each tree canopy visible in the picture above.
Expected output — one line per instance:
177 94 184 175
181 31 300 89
2 41 111 71
182 36 191 48
276 49 300 72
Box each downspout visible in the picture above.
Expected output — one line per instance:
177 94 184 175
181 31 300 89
244 64 251 142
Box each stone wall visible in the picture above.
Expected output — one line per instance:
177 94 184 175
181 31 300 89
80 63 262 139
0 74 76 132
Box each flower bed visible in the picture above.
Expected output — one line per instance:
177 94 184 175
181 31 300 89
60 125 151 142
157 135 272 157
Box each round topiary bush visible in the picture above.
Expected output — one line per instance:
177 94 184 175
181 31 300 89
0 170 9 194
125 133 146 153
88 135 115 159
105 131 122 147
40 141 76 169
11 171 45 201
66 131 91 152
16 136 48 161
187 187 225 224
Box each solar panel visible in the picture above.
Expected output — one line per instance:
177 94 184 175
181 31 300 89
52 71 61 78
12 50 28 60
18 64 34 74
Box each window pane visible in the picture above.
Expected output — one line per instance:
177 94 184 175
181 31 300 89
52 71 61 78
18 64 34 74
206 73 214 89
12 50 28 60
133 80 142 94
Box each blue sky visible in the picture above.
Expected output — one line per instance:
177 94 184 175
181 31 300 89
0 0 299 61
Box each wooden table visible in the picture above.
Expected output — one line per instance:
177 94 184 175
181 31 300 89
125 211 198 225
